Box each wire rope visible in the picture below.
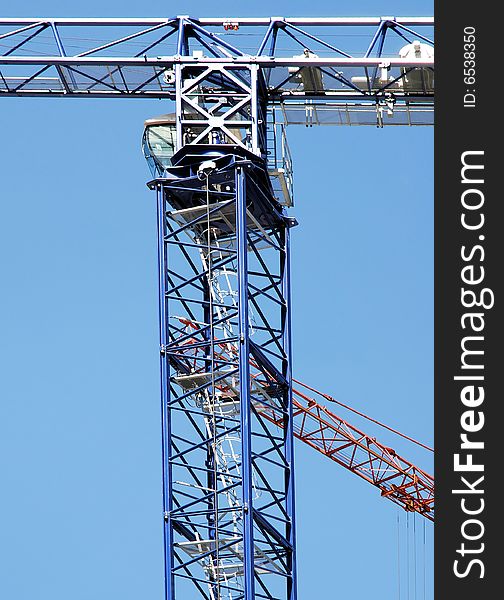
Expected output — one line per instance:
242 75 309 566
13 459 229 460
413 513 417 600
397 511 401 600
407 511 410 600
205 172 221 599
423 518 426 600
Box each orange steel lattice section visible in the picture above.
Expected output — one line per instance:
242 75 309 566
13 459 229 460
174 317 435 521
263 386 434 521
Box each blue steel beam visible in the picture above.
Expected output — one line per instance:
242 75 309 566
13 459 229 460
156 182 176 600
236 165 255 600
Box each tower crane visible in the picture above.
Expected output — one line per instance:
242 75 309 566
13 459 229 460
0 16 434 600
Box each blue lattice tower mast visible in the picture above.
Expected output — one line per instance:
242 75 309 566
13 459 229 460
143 20 297 600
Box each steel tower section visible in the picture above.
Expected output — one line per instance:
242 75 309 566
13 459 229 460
148 25 296 598
152 150 296 600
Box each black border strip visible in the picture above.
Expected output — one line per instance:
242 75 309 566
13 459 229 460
435 4 499 597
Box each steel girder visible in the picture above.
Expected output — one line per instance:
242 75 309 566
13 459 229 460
152 152 296 600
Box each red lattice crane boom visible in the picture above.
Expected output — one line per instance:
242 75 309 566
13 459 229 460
265 383 434 521
175 317 435 521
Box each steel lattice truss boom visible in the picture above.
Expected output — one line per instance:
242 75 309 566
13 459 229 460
0 16 433 126
277 387 434 520
177 318 435 521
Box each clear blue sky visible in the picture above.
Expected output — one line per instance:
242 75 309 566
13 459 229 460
0 1 433 599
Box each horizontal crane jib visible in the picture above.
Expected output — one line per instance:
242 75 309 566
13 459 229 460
0 16 434 127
